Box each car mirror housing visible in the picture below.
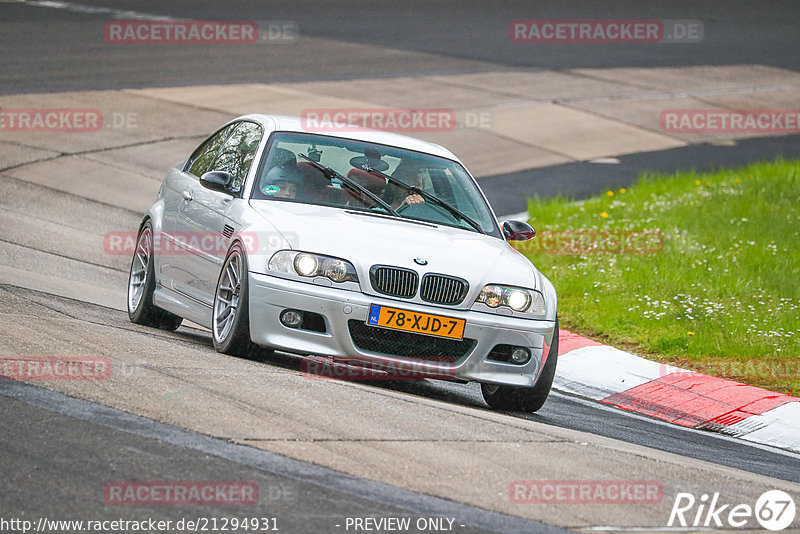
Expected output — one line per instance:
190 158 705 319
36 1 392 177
200 171 235 194
503 220 535 241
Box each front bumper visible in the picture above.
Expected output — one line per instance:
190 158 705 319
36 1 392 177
247 272 556 387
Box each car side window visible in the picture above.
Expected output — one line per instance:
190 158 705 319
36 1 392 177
208 122 263 190
185 123 238 177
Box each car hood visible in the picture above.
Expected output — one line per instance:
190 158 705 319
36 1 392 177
249 201 541 293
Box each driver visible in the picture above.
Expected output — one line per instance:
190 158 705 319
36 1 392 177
258 147 303 199
384 160 426 209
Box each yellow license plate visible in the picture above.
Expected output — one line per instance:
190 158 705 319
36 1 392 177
366 304 465 340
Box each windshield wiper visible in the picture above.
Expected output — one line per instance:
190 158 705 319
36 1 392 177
297 153 400 217
363 167 486 234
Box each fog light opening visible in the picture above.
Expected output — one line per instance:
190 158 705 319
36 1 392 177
280 309 304 328
510 347 531 365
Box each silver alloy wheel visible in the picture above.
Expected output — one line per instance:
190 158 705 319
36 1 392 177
214 251 242 343
128 226 152 313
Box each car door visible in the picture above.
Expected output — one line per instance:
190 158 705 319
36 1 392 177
163 122 239 300
171 121 263 306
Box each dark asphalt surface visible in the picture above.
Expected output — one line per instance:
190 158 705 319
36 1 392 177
2 0 799 94
1 286 798 531
0 379 565 534
3 286 799 481
485 133 800 216
2 1 799 532
3 0 798 213
365 371 800 486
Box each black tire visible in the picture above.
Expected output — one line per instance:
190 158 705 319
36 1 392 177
212 242 256 356
481 318 559 413
127 221 183 331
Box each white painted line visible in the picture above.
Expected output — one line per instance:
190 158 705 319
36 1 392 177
549 390 800 460
553 335 800 454
587 157 621 164
731 402 800 453
554 345 684 400
19 0 174 20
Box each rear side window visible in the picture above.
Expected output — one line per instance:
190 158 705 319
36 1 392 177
208 122 263 190
185 123 238 177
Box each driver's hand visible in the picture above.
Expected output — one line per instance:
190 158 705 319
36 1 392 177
401 194 425 206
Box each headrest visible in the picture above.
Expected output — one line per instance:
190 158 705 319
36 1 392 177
264 147 297 169
297 162 328 190
346 169 386 194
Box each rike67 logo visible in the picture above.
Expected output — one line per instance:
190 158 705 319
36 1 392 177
669 490 796 531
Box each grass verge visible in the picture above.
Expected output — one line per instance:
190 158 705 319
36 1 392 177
513 159 799 395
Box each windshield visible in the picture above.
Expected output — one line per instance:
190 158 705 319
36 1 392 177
250 131 501 237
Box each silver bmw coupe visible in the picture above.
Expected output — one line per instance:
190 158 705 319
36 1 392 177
128 115 559 412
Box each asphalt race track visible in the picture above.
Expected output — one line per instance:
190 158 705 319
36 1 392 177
1 1 799 532
4 0 800 93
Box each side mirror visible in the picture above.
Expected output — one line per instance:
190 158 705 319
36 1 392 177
503 220 535 241
200 171 235 194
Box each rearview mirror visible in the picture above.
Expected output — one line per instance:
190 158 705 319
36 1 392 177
200 171 235 194
503 220 535 241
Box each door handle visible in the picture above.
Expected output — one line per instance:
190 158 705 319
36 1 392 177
182 190 193 201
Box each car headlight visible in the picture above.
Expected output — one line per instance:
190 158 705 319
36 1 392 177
476 284 545 314
294 254 319 277
268 251 358 283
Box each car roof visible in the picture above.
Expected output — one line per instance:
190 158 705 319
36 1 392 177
236 114 462 164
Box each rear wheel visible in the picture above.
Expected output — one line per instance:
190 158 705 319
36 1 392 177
127 221 183 331
481 318 559 413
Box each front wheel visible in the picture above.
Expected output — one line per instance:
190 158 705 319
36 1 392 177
212 242 256 356
481 318 559 413
127 221 183 331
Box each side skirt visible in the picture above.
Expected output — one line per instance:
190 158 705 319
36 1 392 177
153 284 212 329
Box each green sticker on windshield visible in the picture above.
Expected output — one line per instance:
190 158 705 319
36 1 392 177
262 185 280 195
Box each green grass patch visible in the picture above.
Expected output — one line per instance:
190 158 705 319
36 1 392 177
513 159 800 395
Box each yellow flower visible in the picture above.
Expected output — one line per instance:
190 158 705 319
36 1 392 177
695 180 701 185
687 331 695 336
607 191 614 196
619 188 627 194
734 178 740 183
600 212 609 218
